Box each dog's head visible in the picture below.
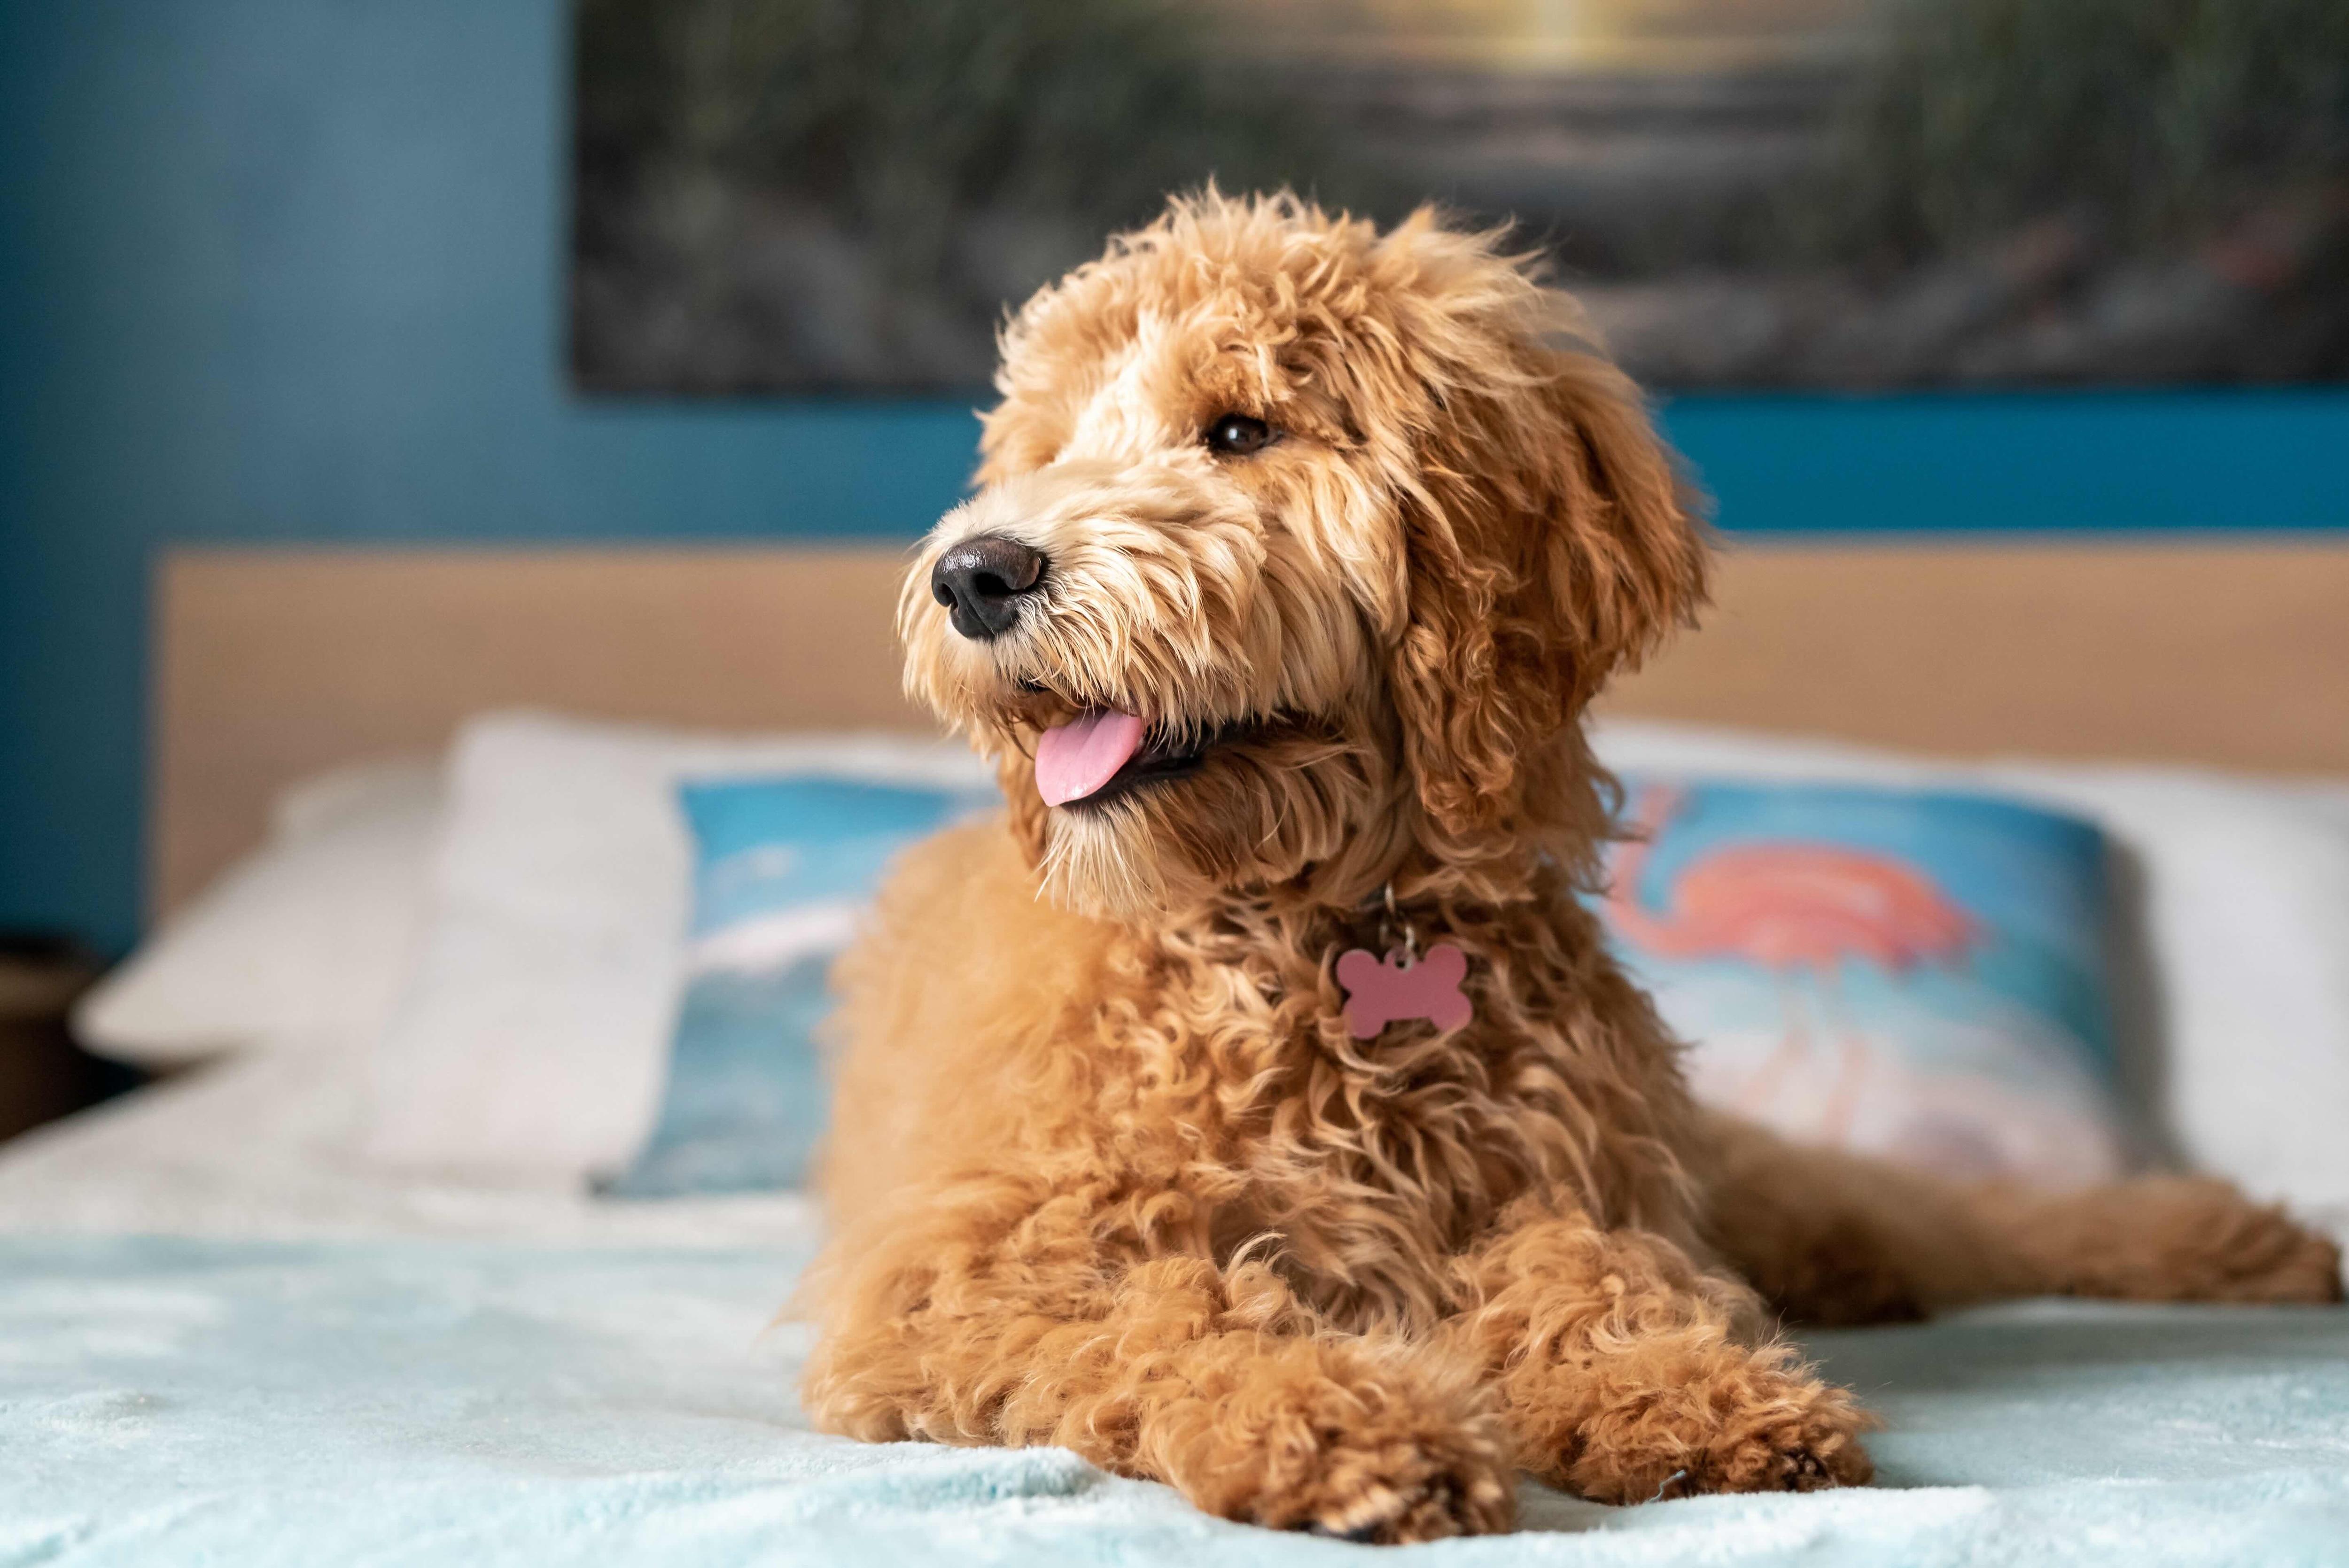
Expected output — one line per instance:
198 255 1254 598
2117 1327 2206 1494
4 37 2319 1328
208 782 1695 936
902 192 1708 921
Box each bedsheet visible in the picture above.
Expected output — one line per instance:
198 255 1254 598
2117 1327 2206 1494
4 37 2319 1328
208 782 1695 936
5 1236 2347 1568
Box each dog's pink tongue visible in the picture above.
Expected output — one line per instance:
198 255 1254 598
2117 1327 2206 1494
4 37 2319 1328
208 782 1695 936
1034 710 1147 806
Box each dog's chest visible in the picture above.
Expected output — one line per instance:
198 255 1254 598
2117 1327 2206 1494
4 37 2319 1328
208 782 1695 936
1216 1007 1593 1325
1130 918 1686 1316
1140 952 1574 1246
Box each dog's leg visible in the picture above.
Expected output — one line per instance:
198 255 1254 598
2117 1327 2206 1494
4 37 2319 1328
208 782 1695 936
1446 1192 1876 1504
1699 1112 2345 1326
799 1177 1517 1543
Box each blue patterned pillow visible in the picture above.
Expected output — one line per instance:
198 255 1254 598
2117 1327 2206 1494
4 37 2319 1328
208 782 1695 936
1600 775 2131 1186
612 772 2129 1196
605 776 992 1198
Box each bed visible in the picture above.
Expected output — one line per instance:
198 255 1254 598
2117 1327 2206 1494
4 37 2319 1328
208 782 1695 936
5 540 2349 1566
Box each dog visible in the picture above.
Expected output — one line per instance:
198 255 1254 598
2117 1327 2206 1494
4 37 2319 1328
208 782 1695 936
798 191 2343 1542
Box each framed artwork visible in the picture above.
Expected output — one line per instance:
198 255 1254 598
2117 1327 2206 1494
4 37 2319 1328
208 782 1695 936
572 0 2349 394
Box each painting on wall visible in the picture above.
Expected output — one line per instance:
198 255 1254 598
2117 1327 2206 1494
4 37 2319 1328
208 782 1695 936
571 0 2349 395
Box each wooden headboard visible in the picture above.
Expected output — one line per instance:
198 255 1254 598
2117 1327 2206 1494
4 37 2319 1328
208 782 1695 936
153 539 2349 918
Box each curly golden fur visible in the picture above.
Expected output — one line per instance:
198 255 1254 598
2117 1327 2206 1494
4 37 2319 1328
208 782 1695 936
799 192 2343 1542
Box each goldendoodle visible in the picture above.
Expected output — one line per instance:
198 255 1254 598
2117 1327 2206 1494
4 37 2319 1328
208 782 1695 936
799 191 2342 1542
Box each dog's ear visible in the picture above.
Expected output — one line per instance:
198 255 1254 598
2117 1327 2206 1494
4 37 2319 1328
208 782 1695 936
1388 334 1709 849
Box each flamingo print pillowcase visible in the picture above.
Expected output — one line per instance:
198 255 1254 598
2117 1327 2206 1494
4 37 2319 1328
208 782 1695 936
1600 776 2131 1188
613 770 2129 1195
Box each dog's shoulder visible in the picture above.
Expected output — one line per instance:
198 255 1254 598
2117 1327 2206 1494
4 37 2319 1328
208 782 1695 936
868 812 1024 913
821 811 1133 1223
833 813 1112 1044
857 812 1106 974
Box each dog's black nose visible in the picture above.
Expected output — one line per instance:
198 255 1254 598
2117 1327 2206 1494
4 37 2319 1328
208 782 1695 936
930 535 1046 640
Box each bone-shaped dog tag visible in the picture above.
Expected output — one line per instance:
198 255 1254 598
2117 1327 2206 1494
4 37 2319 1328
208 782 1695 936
1336 943 1473 1040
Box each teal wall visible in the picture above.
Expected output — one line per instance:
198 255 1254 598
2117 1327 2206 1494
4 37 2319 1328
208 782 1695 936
3 0 2346 953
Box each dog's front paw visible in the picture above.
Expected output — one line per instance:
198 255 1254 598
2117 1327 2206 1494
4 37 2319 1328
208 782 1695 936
1270 1410 1518 1543
1268 1408 1522 1540
1659 1398 1876 1499
1558 1354 1875 1506
1162 1353 1517 1543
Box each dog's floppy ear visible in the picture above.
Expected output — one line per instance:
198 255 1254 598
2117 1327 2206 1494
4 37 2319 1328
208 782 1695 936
1388 330 1709 851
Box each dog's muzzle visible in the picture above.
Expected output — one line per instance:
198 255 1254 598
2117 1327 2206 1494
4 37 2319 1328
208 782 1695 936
931 535 1046 641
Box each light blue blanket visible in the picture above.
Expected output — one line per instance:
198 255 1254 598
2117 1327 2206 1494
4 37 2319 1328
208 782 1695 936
4 1236 2346 1566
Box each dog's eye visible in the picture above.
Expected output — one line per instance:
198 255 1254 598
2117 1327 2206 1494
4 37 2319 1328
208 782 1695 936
1204 414 1274 457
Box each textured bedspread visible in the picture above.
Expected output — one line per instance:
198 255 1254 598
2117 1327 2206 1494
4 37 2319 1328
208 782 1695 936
4 1237 2347 1567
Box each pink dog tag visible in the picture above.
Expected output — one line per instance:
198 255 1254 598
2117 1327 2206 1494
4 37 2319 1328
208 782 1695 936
1336 943 1473 1040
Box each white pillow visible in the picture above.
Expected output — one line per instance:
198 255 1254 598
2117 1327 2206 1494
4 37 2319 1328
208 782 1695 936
1594 721 2349 1219
360 711 990 1181
74 758 443 1065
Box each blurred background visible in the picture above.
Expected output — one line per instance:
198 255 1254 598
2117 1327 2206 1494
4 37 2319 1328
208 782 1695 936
1 0 2346 983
